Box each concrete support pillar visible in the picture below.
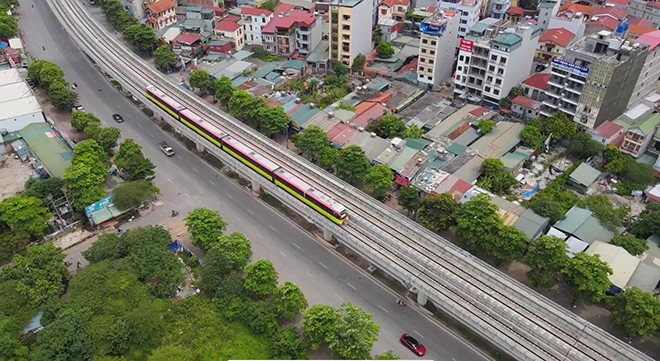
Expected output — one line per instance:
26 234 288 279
417 292 428 306
251 179 260 192
323 227 333 241
195 141 204 153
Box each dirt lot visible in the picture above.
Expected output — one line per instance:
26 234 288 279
0 156 36 201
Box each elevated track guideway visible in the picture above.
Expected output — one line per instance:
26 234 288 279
46 1 652 360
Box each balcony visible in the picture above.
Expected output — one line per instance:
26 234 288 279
470 58 488 69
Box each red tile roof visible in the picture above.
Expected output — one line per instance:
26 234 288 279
650 1 660 8
589 16 620 30
629 24 657 36
173 33 202 45
469 106 490 118
630 17 654 27
593 6 627 20
368 92 393 105
606 0 629 5
330 124 356 145
539 28 575 47
225 14 241 22
215 19 242 32
522 73 550 90
506 6 524 16
558 4 597 17
146 0 175 14
352 103 388 128
380 0 411 8
287 103 304 116
637 30 660 51
595 121 624 139
447 179 474 200
241 6 273 16
274 2 296 14
328 122 350 140
512 95 539 109
262 9 316 33
205 6 227 16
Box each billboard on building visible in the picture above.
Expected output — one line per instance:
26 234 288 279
459 39 474 53
551 58 589 77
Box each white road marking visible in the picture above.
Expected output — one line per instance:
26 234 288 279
377 304 389 313
192 167 199 173
136 123 143 128
208 180 215 185
176 155 182 160
167 178 174 183
318 262 328 270
268 225 276 231
226 193 234 200
334 293 344 301
413 330 425 339
184 193 190 198
346 282 357 291
247 209 255 215
305 270 314 278
291 243 301 250
149 133 155 139
279 251 287 258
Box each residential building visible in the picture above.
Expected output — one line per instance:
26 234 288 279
540 30 649 130
606 0 630 11
587 6 627 34
620 112 660 158
172 33 204 58
327 0 374 67
629 0 660 27
535 27 575 65
417 10 460 88
377 17 400 41
439 0 484 38
0 69 45 132
628 30 660 107
378 0 411 20
453 19 541 106
537 0 560 31
144 0 177 31
214 18 246 51
488 0 510 19
521 72 550 100
239 7 273 46
547 3 596 41
262 7 320 57
505 6 524 23
184 6 217 33
511 95 541 120
306 40 331 73
567 163 601 193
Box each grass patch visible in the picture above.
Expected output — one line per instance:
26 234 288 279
260 192 283 207
173 133 196 151
237 178 250 187
109 80 122 91
226 170 240 179
259 192 318 233
201 152 224 170
141 107 154 117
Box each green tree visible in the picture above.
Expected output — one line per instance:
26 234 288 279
4 244 68 306
328 303 380 359
402 124 425 139
38 62 65 88
546 111 576 141
48 81 79 110
303 304 339 349
319 146 340 170
397 186 421 216
27 59 50 86
609 288 660 338
364 164 393 200
376 41 395 58
0 13 18 40
123 24 158 54
30 308 95 361
245 260 279 298
375 351 401 360
185 207 227 251
71 111 101 131
258 106 290 137
563 253 612 303
260 0 278 11
214 75 235 109
64 139 109 211
368 114 406 138
274 281 308 320
148 345 195 361
292 125 330 162
455 193 503 251
82 232 123 263
201 232 253 283
229 90 268 128
114 139 156 181
603 144 623 164
568 132 604 160
577 195 627 230
0 195 51 238
519 117 546 150
188 69 212 94
351 53 366 73
154 45 177 72
611 234 648 256
244 300 279 336
524 235 569 288
337 145 371 185
87 126 121 154
271 328 308 359
478 158 517 195
113 180 156 210
631 204 660 239
622 161 655 191
417 192 459 232
23 176 66 200
489 226 529 264
479 119 496 134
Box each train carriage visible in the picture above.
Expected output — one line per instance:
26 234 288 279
222 136 280 181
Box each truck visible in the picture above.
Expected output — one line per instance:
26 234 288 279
159 141 175 157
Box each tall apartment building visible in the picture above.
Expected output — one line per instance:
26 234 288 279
540 30 648 130
628 30 660 107
439 0 484 38
327 0 373 67
537 0 560 31
417 10 460 88
629 0 660 28
239 7 274 46
453 19 541 105
262 8 321 57
488 0 510 19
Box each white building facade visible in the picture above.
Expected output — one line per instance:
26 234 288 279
240 7 274 46
328 0 374 67
628 30 660 107
439 0 484 38
417 10 460 88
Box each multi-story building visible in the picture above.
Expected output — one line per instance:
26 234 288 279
547 3 595 41
620 111 660 158
453 19 541 105
214 18 246 51
262 7 321 57
505 6 524 23
378 0 411 20
417 10 460 88
239 7 273 46
144 0 177 30
535 27 575 65
488 0 510 20
536 0 560 31
540 30 649 130
629 0 660 28
628 29 660 107
327 0 373 67
184 6 217 33
440 0 484 38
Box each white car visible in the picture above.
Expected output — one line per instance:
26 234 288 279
71 104 85 112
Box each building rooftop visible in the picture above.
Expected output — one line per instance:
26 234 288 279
263 8 316 32
630 113 660 136
522 72 550 90
19 123 73 178
173 33 202 44
506 6 524 15
637 30 660 51
585 241 640 289
323 0 366 8
554 206 614 244
537 1 557 9
215 19 242 32
627 258 660 293
470 121 524 159
512 95 540 109
307 40 330 62
569 163 601 187
425 104 482 141
146 0 176 14
513 208 550 240
0 82 42 121
240 6 273 16
539 27 575 47
493 32 522 47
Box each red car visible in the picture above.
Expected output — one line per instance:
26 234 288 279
400 333 426 357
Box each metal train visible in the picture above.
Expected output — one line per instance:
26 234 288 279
144 85 348 225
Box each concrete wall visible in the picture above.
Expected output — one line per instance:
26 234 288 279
0 112 46 133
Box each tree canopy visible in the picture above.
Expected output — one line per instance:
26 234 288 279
244 260 279 298
364 164 393 200
397 186 421 216
479 119 496 134
568 132 603 160
367 114 406 139
631 203 660 239
64 139 109 211
524 235 569 288
154 45 177 72
273 281 308 320
71 111 101 132
113 180 157 210
123 24 158 54
188 69 212 94
610 234 648 256
4 244 68 306
376 41 395 58
0 195 51 238
519 117 546 150
417 192 459 233
609 288 660 338
477 158 517 195
337 145 371 185
214 75 235 109
114 138 156 181
292 125 330 162
545 111 576 141
185 207 227 251
562 253 612 303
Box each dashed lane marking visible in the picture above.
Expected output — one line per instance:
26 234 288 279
269 225 276 231
334 293 344 301
226 193 234 200
209 180 215 185
176 155 182 160
377 305 389 313
305 270 314 278
292 243 301 250
184 193 190 198
192 167 199 173
247 209 255 215
279 251 287 258
346 282 357 291
413 330 425 339
319 262 328 270
167 178 174 183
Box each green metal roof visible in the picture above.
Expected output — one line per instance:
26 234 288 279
446 142 467 155
538 1 557 8
554 206 593 233
19 123 73 178
405 138 431 150
281 59 306 70
632 113 660 135
470 22 489 35
493 33 521 47
292 105 321 126
390 147 418 172
569 163 601 187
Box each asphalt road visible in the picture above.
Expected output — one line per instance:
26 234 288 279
17 1 491 360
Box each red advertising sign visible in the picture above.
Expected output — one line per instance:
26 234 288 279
459 39 474 53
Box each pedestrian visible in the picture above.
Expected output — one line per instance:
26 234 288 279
76 261 81 271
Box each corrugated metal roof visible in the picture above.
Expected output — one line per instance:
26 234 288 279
554 206 593 234
586 241 640 289
19 123 73 178
569 163 601 187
